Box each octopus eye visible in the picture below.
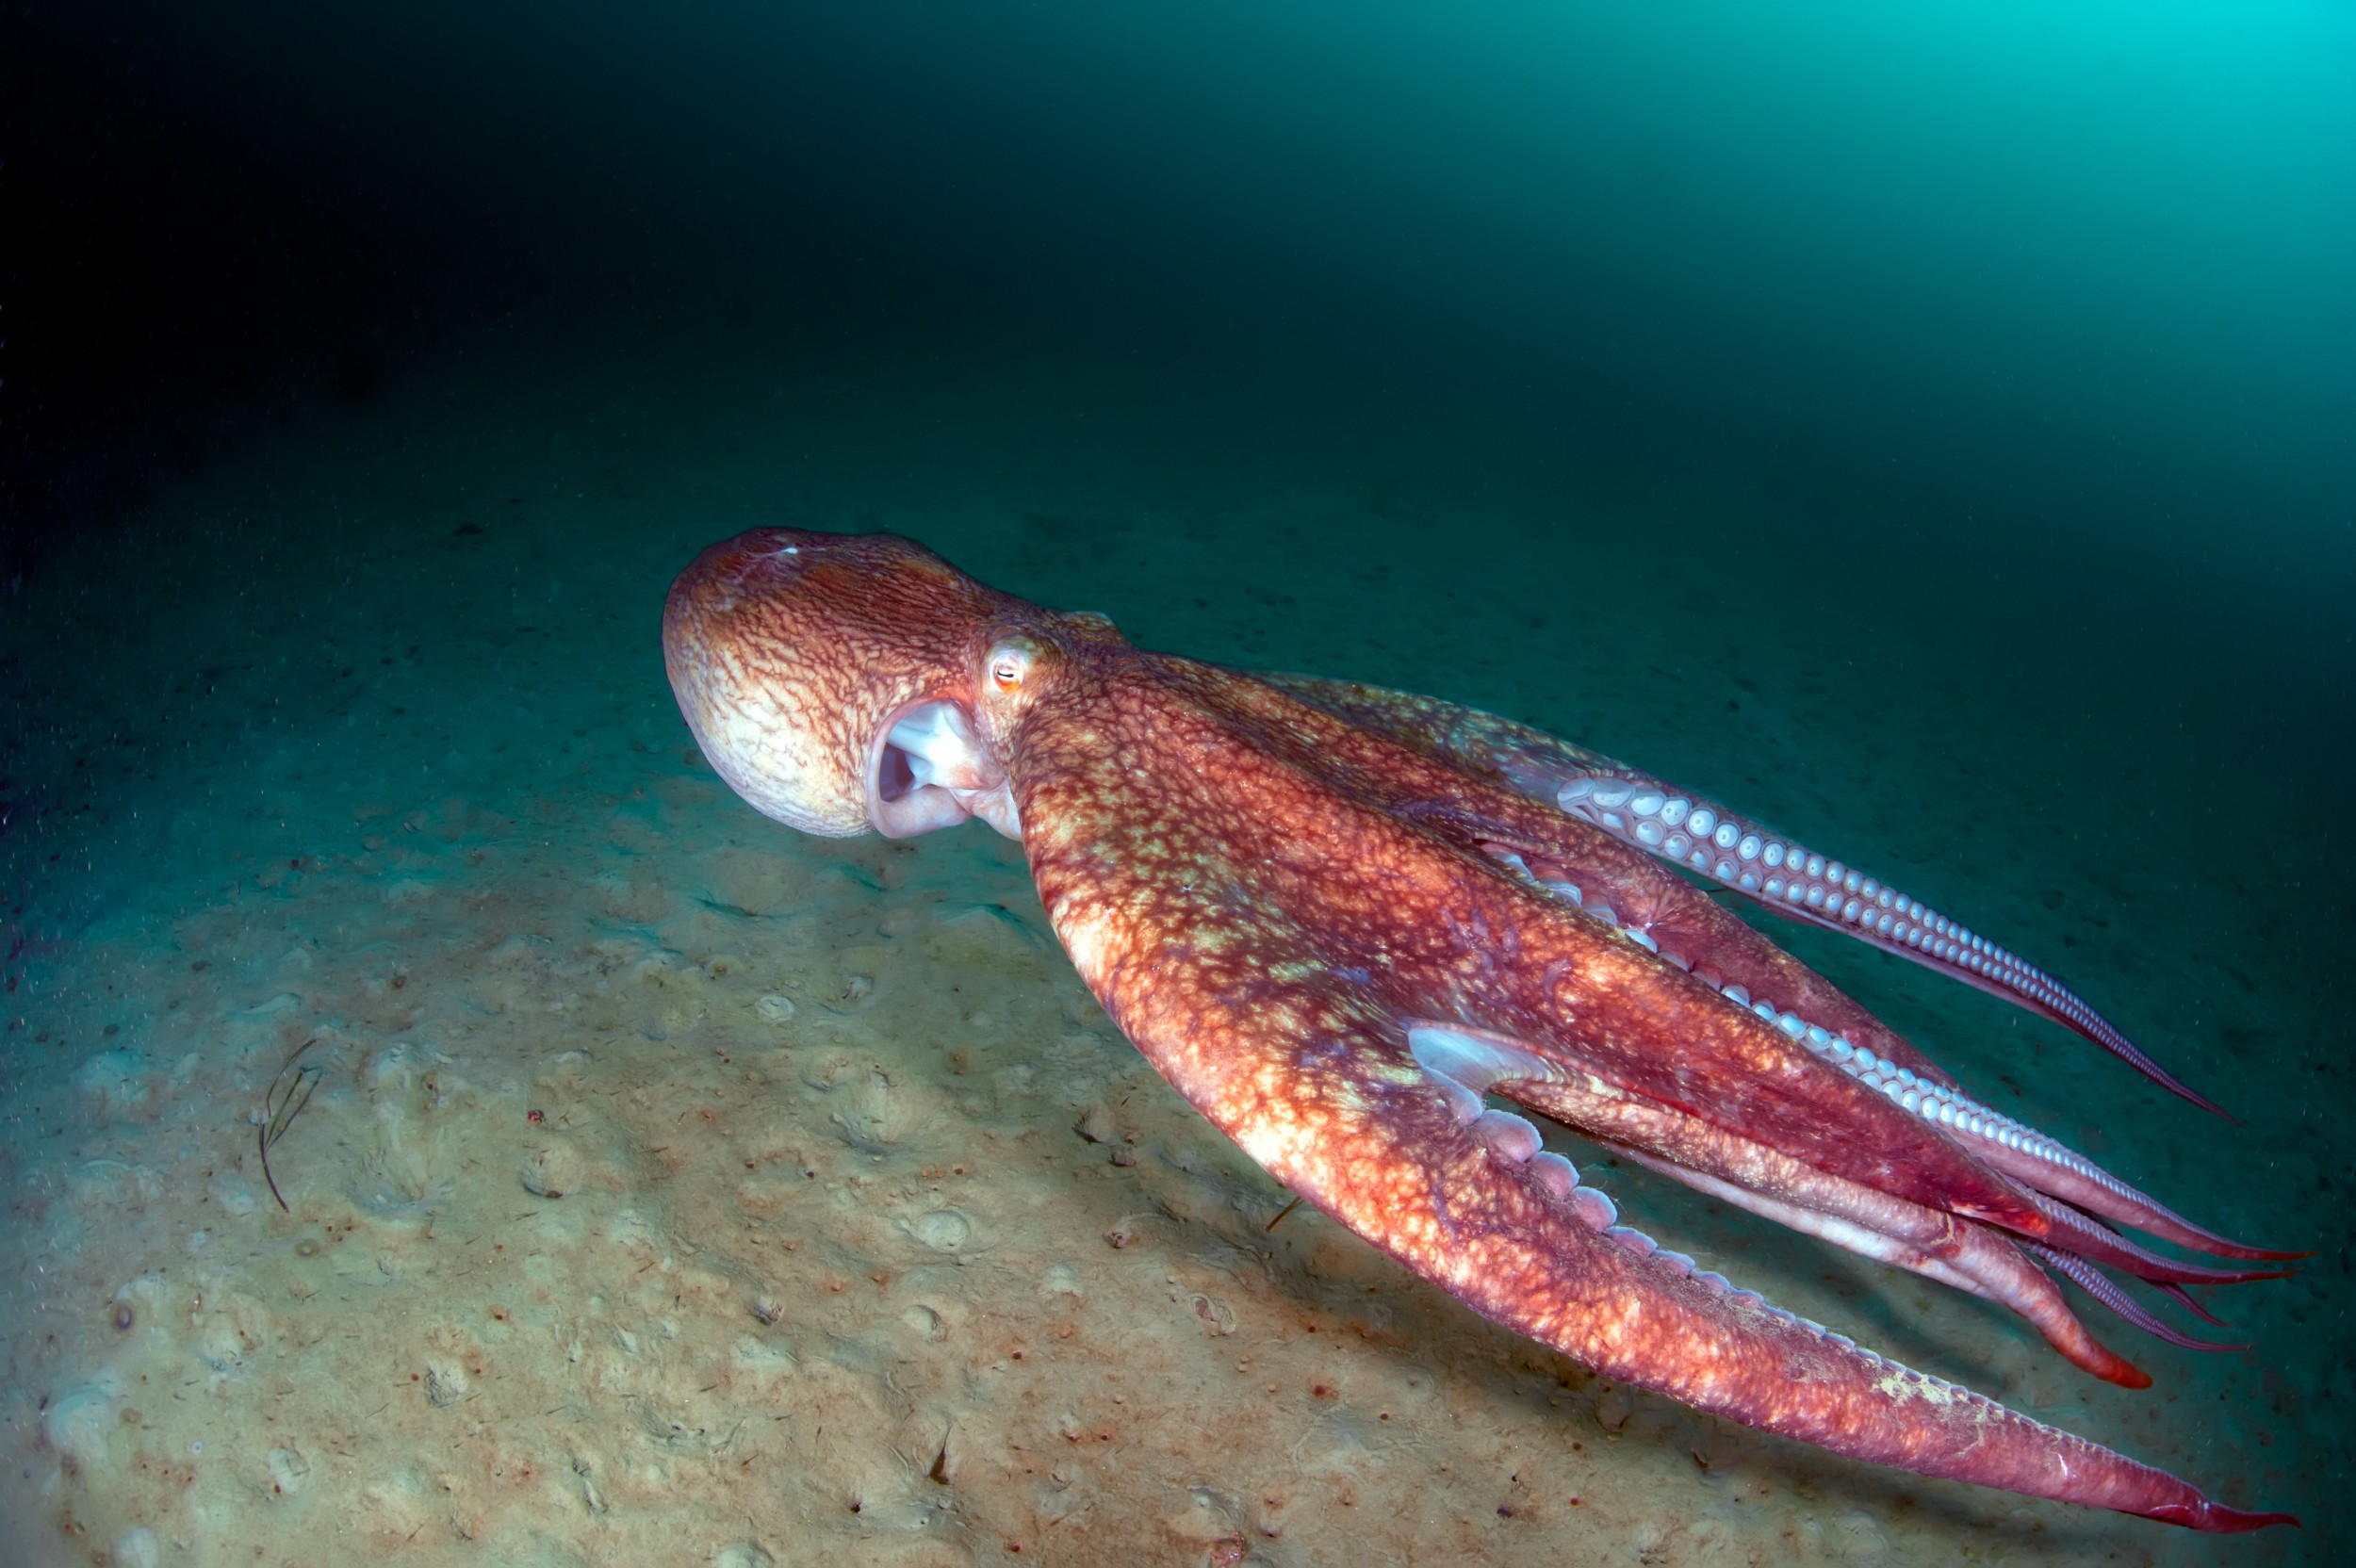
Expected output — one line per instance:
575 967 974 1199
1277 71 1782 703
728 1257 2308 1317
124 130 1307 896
989 645 1030 694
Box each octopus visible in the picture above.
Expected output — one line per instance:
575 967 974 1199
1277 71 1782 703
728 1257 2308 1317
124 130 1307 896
662 527 2299 1532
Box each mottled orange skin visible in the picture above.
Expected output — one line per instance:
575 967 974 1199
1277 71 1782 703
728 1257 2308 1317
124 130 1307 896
663 528 2292 1532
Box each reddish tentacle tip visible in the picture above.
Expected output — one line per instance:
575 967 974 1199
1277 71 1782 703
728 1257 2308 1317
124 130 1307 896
2148 1501 2299 1532
2168 1080 2235 1122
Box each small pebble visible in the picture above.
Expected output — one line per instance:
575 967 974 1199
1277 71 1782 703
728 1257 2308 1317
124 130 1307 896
908 1210 972 1252
1188 1294 1237 1336
521 1141 583 1199
424 1362 469 1407
714 1544 777 1568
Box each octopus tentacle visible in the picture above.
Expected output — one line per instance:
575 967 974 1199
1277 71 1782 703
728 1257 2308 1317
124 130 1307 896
1554 768 2222 1116
1580 886 2281 1261
1460 873 2293 1280
2150 1279 2234 1328
1469 956 2287 1296
1408 1020 2152 1385
1478 836 1957 1091
1839 1059 2299 1261
1546 910 2299 1264
1456 817 2290 1266
1008 674 2288 1531
1169 662 2290 1285
1610 1145 2155 1387
1261 673 2222 1118
2023 1243 2254 1354
2012 1186 2296 1288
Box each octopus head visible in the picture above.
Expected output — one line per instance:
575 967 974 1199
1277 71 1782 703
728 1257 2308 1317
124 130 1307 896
662 528 1024 840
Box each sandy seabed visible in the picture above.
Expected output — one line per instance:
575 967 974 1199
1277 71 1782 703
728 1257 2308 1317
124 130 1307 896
0 319 2339 1567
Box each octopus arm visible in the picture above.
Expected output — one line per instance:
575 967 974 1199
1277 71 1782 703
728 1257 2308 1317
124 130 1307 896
1006 674 2291 1532
1248 672 2288 1266
1258 672 2223 1117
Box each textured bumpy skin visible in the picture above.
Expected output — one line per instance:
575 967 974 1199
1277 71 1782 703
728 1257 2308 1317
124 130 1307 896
663 528 2297 1533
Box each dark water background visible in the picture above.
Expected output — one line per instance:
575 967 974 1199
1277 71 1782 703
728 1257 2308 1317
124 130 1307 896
3 3 2349 1561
